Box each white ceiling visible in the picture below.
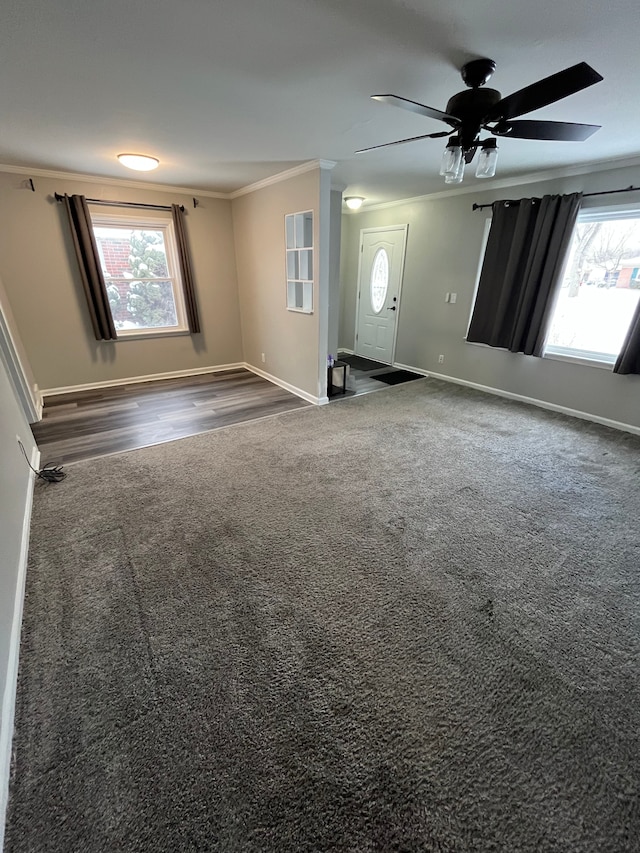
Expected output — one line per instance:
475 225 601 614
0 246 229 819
2 0 638 204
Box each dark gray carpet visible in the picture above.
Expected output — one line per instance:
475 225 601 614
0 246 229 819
7 378 640 852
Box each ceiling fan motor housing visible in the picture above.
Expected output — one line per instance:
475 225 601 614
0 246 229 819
461 58 497 88
446 88 502 150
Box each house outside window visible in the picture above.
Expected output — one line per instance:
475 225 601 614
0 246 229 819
544 207 640 366
91 212 188 337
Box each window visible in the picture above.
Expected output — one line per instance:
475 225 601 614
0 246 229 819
370 248 389 314
92 212 188 336
544 208 640 366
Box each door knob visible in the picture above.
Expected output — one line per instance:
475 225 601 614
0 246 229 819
387 306 396 311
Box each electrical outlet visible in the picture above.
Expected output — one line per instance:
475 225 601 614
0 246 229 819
438 354 445 364
261 352 266 363
450 292 457 304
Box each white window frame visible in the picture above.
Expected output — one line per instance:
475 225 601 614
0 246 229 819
465 215 493 343
91 211 189 339
542 203 640 368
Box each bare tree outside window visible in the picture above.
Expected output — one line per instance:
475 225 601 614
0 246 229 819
545 213 640 361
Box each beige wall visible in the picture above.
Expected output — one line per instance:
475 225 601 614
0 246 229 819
340 163 640 429
232 168 323 400
0 172 243 390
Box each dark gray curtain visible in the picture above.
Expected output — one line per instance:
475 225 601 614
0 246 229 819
614 299 640 374
62 194 117 341
467 192 583 356
171 204 201 334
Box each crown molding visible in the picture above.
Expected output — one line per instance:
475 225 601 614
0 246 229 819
4 152 638 212
0 158 337 203
359 153 640 213
229 160 335 199
0 163 230 198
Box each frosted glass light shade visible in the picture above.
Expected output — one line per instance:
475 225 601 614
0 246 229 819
345 197 364 210
440 143 463 177
117 153 160 171
476 141 498 178
444 157 465 184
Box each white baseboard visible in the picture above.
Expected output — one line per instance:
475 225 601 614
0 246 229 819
394 361 640 437
337 347 354 355
0 445 39 852
32 385 43 423
40 363 246 398
244 363 325 406
41 361 327 409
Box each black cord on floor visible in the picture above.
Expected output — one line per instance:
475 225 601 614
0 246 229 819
18 440 66 483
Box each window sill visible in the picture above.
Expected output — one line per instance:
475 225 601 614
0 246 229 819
464 339 616 371
114 329 191 342
542 350 614 371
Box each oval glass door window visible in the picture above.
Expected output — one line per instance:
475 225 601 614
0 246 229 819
370 248 389 314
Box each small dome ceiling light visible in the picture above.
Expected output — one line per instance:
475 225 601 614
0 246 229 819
345 196 364 210
117 153 160 172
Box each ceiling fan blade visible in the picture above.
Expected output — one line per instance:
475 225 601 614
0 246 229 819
485 62 603 121
372 94 461 128
355 130 453 154
492 119 601 141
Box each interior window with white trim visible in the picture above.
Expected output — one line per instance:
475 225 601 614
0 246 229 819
544 208 640 365
92 212 188 336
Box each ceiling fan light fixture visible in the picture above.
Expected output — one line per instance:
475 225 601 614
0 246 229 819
362 60 602 187
440 136 463 177
345 196 364 210
117 153 160 171
476 139 499 178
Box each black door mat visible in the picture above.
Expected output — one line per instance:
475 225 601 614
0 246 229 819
375 370 423 385
339 354 389 371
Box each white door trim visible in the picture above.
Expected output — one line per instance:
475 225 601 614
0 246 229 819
0 298 41 422
354 224 408 364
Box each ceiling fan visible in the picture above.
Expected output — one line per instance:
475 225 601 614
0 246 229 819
357 59 603 182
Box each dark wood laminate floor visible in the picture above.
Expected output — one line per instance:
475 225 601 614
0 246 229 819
32 369 310 464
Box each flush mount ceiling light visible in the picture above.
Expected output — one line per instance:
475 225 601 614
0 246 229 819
345 196 364 210
357 57 603 184
117 153 160 172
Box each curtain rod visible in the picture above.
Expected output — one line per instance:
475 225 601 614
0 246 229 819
54 192 185 212
471 184 640 211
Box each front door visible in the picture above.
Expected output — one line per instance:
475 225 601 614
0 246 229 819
355 225 408 364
